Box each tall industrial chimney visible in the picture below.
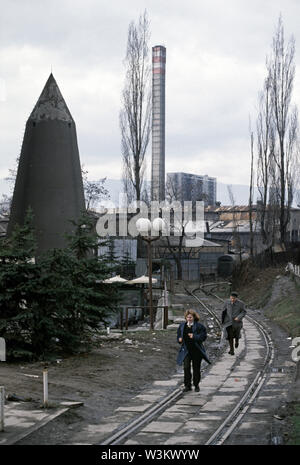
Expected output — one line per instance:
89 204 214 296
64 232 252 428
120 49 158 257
151 45 166 202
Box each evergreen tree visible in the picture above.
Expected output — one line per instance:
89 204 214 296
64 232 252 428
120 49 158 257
0 211 120 359
0 209 38 358
120 248 136 279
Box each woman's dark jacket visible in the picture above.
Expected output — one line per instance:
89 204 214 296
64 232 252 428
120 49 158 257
177 321 211 365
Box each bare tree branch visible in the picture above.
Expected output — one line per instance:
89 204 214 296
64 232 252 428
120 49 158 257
249 129 254 258
120 10 151 202
82 168 110 210
266 15 299 244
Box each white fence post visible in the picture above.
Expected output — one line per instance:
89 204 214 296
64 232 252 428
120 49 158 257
43 369 48 408
0 386 4 432
286 262 300 278
0 338 5 362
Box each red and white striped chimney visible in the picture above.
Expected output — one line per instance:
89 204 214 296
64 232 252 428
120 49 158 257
151 45 166 202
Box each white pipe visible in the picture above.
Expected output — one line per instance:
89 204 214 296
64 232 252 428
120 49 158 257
0 386 4 431
43 369 48 408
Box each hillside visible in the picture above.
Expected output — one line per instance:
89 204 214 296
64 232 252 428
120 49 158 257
235 265 300 338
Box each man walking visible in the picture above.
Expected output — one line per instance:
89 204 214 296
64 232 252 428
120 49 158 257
222 292 246 355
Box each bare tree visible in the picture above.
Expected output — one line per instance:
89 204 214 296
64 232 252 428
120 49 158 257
163 177 185 279
0 158 20 217
0 194 11 217
82 168 110 210
227 185 242 261
268 160 281 247
120 10 151 202
267 15 299 245
296 168 300 207
255 76 278 247
121 164 135 205
249 129 254 258
163 177 202 280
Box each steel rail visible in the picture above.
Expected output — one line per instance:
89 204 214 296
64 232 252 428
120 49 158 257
100 388 184 445
184 286 223 334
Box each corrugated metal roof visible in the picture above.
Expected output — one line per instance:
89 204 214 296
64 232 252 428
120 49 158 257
205 205 252 212
208 219 255 233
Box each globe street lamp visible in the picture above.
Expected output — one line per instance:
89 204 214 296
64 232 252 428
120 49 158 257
136 217 166 330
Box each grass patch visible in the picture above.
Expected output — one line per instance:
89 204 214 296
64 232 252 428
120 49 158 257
287 402 300 445
237 267 281 309
264 294 300 338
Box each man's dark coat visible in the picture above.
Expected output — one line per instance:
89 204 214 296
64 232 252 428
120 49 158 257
177 321 211 365
222 298 246 339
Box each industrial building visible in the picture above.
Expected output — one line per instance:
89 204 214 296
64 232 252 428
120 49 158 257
167 172 217 206
204 205 300 255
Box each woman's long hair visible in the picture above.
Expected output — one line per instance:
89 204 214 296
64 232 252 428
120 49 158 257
184 309 200 321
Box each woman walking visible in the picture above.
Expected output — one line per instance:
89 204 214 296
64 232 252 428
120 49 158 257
177 309 211 392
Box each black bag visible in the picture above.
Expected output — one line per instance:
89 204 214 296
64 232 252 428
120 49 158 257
221 309 227 324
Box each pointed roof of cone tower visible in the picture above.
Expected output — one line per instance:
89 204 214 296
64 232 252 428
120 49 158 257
29 73 73 123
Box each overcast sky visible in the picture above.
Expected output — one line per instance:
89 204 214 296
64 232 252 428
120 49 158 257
1 0 300 196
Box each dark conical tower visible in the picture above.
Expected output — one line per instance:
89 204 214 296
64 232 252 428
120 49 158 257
7 73 86 254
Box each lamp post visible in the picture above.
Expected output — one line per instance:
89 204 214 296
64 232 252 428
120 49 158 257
136 218 166 330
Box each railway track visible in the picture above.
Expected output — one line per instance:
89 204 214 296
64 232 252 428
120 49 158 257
191 285 274 445
99 283 276 446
